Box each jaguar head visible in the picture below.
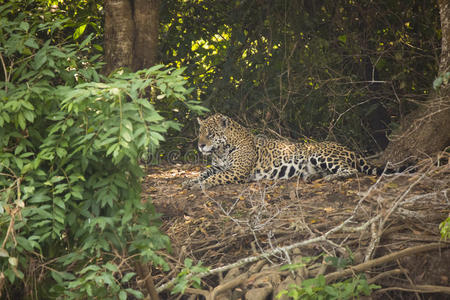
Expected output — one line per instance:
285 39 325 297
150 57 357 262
197 114 230 155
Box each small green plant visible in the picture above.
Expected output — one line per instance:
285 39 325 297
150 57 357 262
324 249 354 270
277 274 380 300
277 255 379 300
440 216 450 241
433 72 450 89
171 258 209 295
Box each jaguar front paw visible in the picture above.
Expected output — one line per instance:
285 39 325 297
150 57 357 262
181 179 197 189
182 178 211 190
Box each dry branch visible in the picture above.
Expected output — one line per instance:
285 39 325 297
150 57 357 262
376 284 450 295
324 243 450 283
210 273 248 300
135 263 160 300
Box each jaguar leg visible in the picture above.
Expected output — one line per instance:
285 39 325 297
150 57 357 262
323 168 357 181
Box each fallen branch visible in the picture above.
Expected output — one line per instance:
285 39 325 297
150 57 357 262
210 273 248 300
183 287 210 298
367 269 402 284
376 284 450 294
325 242 449 283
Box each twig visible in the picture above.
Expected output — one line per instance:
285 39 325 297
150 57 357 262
364 220 379 262
0 52 11 94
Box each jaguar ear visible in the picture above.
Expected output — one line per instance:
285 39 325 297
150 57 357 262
197 117 204 125
219 115 228 128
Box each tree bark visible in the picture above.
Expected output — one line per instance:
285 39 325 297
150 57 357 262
104 0 135 74
133 0 160 70
104 0 160 74
382 0 450 163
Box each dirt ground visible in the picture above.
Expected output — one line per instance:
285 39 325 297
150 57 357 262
142 158 450 300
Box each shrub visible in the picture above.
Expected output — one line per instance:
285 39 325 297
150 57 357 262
0 2 204 298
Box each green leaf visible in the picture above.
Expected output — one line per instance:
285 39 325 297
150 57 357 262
29 190 51 203
17 113 26 130
170 67 186 77
19 21 29 31
0 248 9 257
119 290 127 300
56 148 67 158
16 236 33 252
121 128 132 143
121 272 136 283
24 38 39 49
125 288 143 299
54 197 66 209
34 49 47 70
184 258 193 268
93 44 103 51
41 69 55 78
8 257 18 267
73 24 87 40
337 34 347 44
79 33 93 48
433 76 444 90
104 262 119 272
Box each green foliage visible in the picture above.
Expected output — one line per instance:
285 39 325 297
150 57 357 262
440 217 450 241
325 250 354 270
0 1 204 298
433 72 450 90
161 0 440 151
278 255 379 299
171 258 209 295
276 274 380 300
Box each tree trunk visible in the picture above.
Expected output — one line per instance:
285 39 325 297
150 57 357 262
382 0 450 163
104 0 160 74
104 0 135 74
133 0 160 70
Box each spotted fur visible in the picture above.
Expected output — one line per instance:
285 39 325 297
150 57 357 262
182 113 387 188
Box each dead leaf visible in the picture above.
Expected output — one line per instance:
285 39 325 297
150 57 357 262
323 207 334 213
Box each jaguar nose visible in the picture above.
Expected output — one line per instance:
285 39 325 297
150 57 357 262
199 144 206 150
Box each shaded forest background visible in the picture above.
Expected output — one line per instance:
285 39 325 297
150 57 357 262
157 0 441 154
95 0 443 154
1 0 449 299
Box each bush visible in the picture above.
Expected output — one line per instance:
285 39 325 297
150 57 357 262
0 2 204 298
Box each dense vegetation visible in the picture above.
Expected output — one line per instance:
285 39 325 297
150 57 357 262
160 0 440 152
0 1 202 298
0 0 446 299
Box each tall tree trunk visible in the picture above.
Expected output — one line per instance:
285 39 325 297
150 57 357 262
382 0 450 163
104 0 135 74
133 0 160 70
104 0 160 74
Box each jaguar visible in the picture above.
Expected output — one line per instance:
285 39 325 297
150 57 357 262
182 113 394 189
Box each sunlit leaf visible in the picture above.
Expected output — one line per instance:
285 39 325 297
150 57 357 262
73 24 87 40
